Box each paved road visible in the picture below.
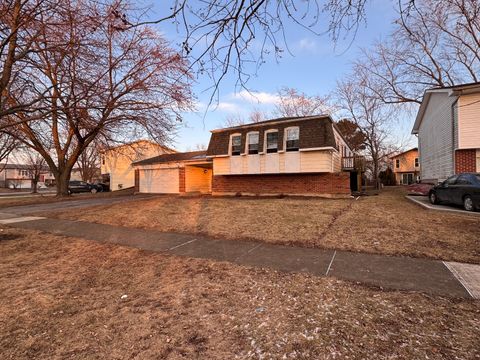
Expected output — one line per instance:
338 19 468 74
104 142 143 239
0 194 154 215
1 214 477 299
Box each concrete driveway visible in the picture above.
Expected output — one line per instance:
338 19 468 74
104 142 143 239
0 194 154 216
406 195 480 216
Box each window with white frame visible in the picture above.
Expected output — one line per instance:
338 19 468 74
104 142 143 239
230 134 242 156
247 132 259 154
415 157 419 167
265 131 278 153
285 127 299 151
395 159 400 168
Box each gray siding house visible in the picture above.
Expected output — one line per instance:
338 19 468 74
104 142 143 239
412 82 480 183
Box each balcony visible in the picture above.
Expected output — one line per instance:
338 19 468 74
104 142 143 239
342 156 365 172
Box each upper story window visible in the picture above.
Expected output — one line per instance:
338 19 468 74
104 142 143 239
285 127 299 151
247 132 259 155
395 159 400 168
415 157 419 167
265 131 278 153
230 134 242 156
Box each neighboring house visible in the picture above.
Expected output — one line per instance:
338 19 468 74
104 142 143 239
412 82 480 183
0 164 55 189
132 115 363 197
101 140 174 191
390 148 420 185
133 151 212 194
206 115 357 197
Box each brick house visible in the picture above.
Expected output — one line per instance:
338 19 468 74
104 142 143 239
412 82 480 183
390 148 420 185
132 115 362 197
207 115 358 197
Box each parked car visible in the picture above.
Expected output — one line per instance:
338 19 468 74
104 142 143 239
68 181 100 194
93 182 110 192
428 173 480 211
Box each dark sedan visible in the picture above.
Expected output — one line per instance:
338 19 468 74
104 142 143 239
68 181 100 194
429 173 480 211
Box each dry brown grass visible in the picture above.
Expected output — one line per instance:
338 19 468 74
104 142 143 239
49 188 480 263
0 227 479 359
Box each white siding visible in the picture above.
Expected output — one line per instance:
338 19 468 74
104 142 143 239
139 168 179 193
185 166 212 193
458 93 480 149
212 150 334 175
418 92 457 182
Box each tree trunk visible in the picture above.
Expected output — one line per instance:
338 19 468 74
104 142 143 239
31 179 38 193
55 170 72 197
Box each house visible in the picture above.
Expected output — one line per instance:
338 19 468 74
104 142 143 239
132 115 362 197
412 82 480 183
101 140 174 191
390 148 420 185
133 151 212 194
0 164 55 189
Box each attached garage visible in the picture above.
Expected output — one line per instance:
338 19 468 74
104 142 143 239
140 167 179 193
133 150 212 194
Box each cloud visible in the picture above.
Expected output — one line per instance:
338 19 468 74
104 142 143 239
216 102 241 113
232 90 280 105
296 38 318 52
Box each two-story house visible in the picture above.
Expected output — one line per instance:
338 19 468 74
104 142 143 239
412 82 480 183
132 115 361 196
0 164 55 189
101 140 174 191
390 148 420 185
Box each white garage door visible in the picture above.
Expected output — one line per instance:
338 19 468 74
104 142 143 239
140 168 179 193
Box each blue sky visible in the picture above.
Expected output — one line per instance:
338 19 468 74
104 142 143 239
147 1 415 151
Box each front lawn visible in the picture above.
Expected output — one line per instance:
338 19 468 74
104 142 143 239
1 227 479 359
48 187 480 263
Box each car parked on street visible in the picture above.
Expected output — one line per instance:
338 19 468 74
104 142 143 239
68 181 100 194
428 173 480 211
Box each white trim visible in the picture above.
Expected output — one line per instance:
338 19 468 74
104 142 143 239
206 154 229 158
229 133 242 156
264 128 279 154
284 126 300 151
299 147 336 152
245 131 260 155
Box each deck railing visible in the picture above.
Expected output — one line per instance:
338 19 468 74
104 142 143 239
342 156 365 171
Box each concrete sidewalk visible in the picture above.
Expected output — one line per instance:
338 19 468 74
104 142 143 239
2 215 477 300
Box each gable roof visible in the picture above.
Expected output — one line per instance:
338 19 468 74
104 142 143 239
412 82 480 134
207 115 339 156
133 151 207 166
103 140 175 153
389 148 418 159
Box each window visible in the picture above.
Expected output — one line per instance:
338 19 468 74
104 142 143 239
456 175 472 185
415 158 419 167
247 132 259 154
285 127 299 151
231 134 241 156
266 131 278 153
445 175 458 185
395 159 400 168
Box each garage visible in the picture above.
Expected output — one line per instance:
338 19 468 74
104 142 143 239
139 168 179 193
133 150 212 194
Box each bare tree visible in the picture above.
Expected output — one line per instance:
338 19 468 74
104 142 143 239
336 74 400 189
274 87 333 117
5 0 193 196
22 150 47 193
76 143 100 183
0 131 17 165
223 108 267 128
0 0 54 127
355 0 480 105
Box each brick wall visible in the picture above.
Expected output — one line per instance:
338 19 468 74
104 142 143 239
179 167 186 193
212 173 350 196
455 149 477 173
